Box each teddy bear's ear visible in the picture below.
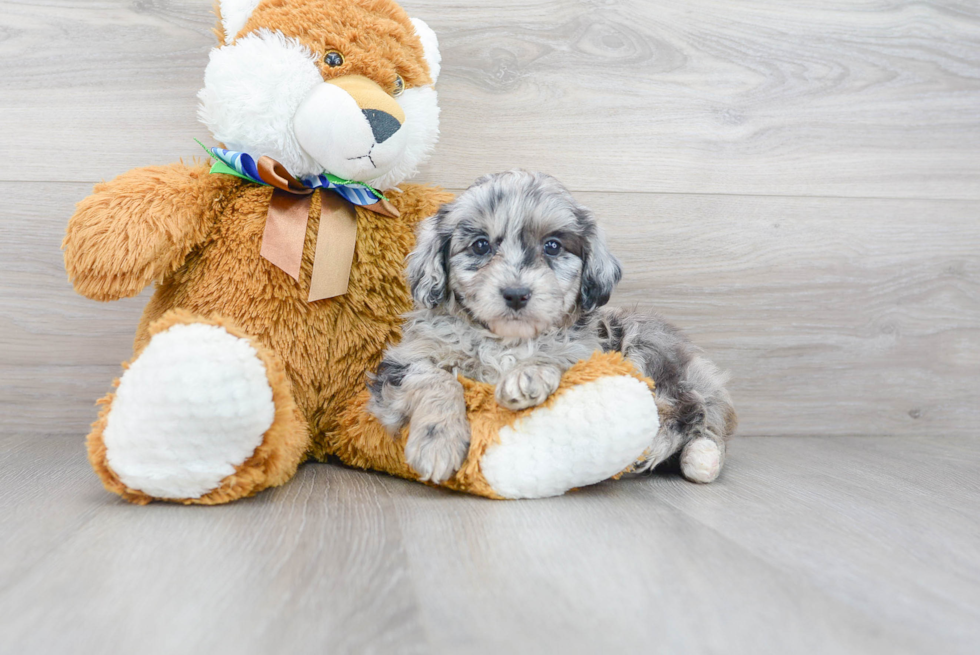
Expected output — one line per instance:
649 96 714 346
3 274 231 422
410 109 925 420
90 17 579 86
217 0 262 44
410 18 441 84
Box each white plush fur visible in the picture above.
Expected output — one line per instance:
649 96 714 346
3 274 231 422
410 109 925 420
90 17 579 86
219 0 261 44
292 82 394 181
199 30 323 177
367 85 440 190
102 324 276 499
410 18 441 83
291 82 438 188
198 23 441 189
680 438 723 483
480 376 660 499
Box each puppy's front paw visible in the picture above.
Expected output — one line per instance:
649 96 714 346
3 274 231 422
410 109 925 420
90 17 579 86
405 416 471 484
496 365 562 411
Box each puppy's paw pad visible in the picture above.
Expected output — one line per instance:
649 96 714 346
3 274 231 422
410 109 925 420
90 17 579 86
405 421 471 484
681 438 722 483
496 366 561 411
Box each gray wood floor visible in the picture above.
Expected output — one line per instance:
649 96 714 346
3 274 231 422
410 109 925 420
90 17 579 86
1 0 979 653
2 433 979 654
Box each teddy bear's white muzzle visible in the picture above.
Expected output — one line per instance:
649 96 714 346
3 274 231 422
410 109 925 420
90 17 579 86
293 82 409 183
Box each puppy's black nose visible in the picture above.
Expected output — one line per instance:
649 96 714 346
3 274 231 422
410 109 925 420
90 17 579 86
362 109 401 144
501 286 532 310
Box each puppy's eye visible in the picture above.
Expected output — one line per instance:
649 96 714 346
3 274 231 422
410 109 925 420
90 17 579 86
393 74 405 96
324 50 345 67
471 238 491 256
543 239 562 256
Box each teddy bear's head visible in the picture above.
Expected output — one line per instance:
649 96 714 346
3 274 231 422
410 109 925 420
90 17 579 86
199 0 441 191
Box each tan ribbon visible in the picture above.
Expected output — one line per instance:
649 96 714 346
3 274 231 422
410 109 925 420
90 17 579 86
256 156 399 302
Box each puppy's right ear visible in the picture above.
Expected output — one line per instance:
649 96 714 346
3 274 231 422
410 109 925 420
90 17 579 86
407 206 453 308
577 208 623 312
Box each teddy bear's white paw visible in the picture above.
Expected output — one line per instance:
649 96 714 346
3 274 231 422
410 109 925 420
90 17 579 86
495 364 562 411
102 323 276 499
680 438 723 484
481 375 659 499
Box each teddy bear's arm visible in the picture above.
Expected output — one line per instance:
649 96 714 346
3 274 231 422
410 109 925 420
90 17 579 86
63 162 235 302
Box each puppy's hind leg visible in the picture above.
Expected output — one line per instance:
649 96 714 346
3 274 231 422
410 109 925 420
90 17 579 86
637 392 724 483
680 438 725 484
630 356 735 483
677 355 736 484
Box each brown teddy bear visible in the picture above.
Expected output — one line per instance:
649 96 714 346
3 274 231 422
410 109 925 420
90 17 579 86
65 0 452 504
65 0 663 504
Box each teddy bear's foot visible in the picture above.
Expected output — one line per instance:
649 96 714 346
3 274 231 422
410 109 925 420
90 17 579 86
87 311 309 504
480 374 660 499
680 437 724 483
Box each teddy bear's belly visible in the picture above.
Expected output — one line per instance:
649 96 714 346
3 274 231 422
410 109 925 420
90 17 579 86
135 194 420 456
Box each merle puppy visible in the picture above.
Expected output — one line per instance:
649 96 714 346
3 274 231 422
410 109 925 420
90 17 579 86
369 171 736 484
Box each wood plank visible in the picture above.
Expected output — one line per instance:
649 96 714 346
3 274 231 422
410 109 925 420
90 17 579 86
5 182 977 437
652 435 980 652
3 434 976 654
0 366 118 435
1 1 979 198
595 191 980 438
382 444 963 655
0 433 430 655
0 182 148 369
0 0 212 179
0 433 105 586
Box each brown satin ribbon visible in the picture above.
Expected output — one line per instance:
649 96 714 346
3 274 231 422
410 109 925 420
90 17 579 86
256 156 399 302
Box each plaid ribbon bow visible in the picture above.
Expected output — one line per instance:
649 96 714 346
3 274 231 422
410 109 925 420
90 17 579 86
197 141 400 302
201 143 395 209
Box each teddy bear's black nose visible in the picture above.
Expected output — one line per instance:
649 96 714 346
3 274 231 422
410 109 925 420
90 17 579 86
362 109 401 144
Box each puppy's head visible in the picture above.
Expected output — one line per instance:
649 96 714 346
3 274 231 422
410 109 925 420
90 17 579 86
408 171 622 339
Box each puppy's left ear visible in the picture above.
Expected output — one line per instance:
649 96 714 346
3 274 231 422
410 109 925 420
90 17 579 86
577 207 623 312
407 205 453 308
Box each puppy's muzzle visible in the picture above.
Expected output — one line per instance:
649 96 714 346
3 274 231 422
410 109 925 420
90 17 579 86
501 286 532 310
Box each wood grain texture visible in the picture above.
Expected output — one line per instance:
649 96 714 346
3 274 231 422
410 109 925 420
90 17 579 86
1 434 978 654
597 191 980 437
0 434 430 655
1 1 979 198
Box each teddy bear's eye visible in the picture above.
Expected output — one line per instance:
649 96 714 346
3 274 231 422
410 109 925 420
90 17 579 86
324 50 345 67
393 74 405 97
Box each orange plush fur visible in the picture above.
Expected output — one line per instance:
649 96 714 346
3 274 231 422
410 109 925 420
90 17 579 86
226 0 433 94
336 351 655 499
65 0 452 504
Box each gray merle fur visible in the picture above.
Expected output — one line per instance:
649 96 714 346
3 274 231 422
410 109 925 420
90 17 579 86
369 171 737 484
